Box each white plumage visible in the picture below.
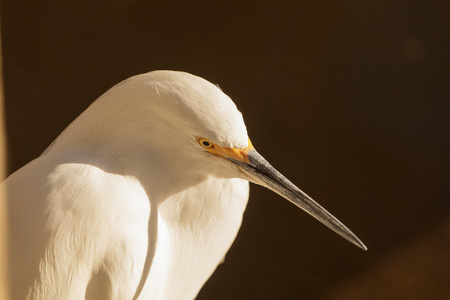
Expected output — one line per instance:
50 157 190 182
5 71 365 300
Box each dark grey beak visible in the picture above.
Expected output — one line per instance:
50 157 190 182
230 149 367 250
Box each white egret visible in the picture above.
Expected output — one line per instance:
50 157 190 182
5 71 366 300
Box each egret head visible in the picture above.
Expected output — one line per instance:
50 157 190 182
125 70 252 179
139 71 365 250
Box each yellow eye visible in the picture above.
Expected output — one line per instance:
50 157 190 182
197 137 214 149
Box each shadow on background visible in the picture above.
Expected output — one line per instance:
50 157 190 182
1 1 449 299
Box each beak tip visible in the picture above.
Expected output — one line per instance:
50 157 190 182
358 242 368 251
351 236 368 251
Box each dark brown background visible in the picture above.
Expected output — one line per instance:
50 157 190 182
2 1 449 299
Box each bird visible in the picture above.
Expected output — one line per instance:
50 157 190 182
5 70 366 300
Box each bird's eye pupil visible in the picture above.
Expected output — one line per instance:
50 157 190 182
197 137 213 148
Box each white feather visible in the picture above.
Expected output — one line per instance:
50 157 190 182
6 71 250 299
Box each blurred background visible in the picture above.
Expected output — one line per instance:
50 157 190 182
1 1 449 299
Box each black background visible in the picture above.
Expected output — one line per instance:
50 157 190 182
2 1 449 299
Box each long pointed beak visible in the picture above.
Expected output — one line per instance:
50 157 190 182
227 148 367 251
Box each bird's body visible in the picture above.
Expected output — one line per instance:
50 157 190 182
5 71 365 299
